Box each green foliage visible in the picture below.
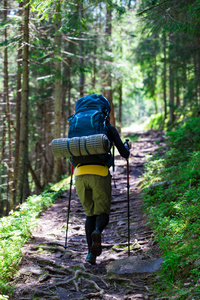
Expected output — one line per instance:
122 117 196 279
142 117 200 298
0 186 66 295
0 295 9 300
144 113 167 130
166 117 200 153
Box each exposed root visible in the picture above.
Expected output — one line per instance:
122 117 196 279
31 288 54 296
31 243 77 255
33 267 107 297
43 265 71 275
79 290 105 299
32 255 73 272
83 278 103 291
106 275 143 288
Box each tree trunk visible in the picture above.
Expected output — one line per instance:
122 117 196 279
14 0 23 202
193 52 198 108
67 57 72 119
4 0 14 208
53 0 62 182
62 41 72 137
16 0 30 204
176 76 180 107
92 40 97 89
163 32 167 119
79 1 85 97
28 160 43 193
118 81 122 133
196 41 200 108
102 5 115 127
0 90 7 216
169 64 175 124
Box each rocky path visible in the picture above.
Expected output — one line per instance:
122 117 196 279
11 130 165 300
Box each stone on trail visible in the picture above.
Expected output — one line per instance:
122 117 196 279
18 266 43 276
106 256 164 274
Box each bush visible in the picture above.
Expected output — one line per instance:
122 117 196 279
142 117 200 299
144 113 167 130
0 181 69 295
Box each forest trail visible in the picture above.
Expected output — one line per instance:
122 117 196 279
11 130 165 300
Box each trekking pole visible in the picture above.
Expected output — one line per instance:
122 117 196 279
65 164 73 249
126 139 130 257
112 145 116 188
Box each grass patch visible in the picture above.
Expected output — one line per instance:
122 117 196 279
142 117 200 299
0 177 70 297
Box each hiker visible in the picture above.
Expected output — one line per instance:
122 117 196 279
69 94 130 264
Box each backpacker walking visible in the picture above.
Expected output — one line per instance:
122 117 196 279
68 94 130 264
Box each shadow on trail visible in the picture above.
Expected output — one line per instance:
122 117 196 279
11 130 165 300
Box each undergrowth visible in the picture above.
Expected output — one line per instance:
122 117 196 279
0 177 70 297
142 117 200 299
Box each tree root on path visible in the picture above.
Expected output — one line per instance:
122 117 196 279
79 290 104 299
31 243 77 255
32 254 75 271
40 268 108 292
106 275 144 289
20 256 110 298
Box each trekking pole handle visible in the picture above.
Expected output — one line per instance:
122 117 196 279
70 164 74 181
125 138 132 149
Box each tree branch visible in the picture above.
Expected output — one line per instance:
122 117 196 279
136 0 170 16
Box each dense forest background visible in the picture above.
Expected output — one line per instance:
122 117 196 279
1 0 200 217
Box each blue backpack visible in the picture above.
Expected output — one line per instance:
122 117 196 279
68 94 111 138
68 94 113 166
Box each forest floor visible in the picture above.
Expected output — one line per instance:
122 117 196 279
11 130 166 300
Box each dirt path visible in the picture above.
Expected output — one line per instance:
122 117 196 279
11 130 165 300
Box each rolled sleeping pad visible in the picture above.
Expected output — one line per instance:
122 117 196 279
51 134 111 158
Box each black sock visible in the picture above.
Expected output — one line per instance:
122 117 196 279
85 215 96 252
96 213 109 233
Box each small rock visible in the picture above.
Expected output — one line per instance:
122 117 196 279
117 220 126 226
194 258 200 267
55 251 63 258
64 252 72 259
19 266 43 276
183 282 191 286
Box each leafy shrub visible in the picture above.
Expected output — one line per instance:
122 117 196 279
144 113 167 130
0 184 68 295
166 117 200 153
142 117 200 299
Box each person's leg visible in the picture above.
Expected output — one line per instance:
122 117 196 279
92 173 112 216
90 214 109 257
75 176 97 264
75 176 94 216
85 215 97 264
85 215 96 252
76 174 112 261
96 213 109 233
90 174 111 257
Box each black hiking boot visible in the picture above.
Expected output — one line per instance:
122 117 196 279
85 253 96 265
91 230 102 256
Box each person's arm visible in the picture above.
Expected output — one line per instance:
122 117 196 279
107 125 130 159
